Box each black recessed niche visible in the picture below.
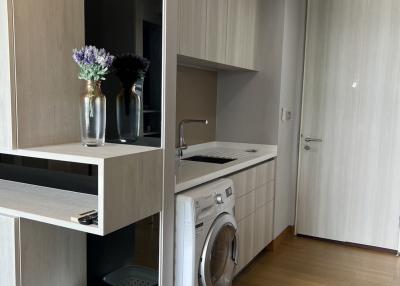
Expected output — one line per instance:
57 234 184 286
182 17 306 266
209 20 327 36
85 0 163 148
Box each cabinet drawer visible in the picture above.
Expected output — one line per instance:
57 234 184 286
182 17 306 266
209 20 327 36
253 201 274 255
255 160 276 188
235 190 255 221
255 180 275 208
229 170 248 198
235 212 255 274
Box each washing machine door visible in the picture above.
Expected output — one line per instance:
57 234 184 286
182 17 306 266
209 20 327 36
199 213 238 286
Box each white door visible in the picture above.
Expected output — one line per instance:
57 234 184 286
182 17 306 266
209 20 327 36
296 0 400 250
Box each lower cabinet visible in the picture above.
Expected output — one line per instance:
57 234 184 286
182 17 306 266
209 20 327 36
0 214 86 286
229 159 276 275
254 201 274 255
236 213 255 272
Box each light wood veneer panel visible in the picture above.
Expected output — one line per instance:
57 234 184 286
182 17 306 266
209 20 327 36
253 201 274 255
206 0 228 64
178 0 207 59
0 214 19 286
19 219 86 286
103 149 163 234
226 0 259 69
255 181 275 209
235 212 255 274
0 0 16 149
230 170 248 198
12 0 84 148
235 190 255 221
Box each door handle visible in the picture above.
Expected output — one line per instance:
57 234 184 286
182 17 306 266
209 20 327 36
305 137 322 142
232 233 238 265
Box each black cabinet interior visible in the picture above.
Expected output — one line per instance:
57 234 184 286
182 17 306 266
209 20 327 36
85 0 163 147
87 214 159 285
0 154 98 195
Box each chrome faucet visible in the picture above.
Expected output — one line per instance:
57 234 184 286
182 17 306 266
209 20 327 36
177 119 208 157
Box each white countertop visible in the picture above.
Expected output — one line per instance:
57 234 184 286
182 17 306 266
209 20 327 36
175 142 277 193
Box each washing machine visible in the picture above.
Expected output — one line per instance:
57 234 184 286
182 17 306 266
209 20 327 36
175 179 238 286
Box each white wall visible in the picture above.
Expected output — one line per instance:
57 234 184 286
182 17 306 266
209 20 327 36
216 0 306 239
275 0 306 238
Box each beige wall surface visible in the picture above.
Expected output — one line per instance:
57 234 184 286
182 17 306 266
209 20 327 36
176 65 217 146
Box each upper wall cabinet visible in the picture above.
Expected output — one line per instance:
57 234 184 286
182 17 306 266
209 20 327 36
178 0 260 71
178 0 207 59
0 0 84 149
226 0 259 70
206 0 228 64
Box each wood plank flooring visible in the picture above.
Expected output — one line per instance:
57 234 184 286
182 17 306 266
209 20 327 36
233 235 400 286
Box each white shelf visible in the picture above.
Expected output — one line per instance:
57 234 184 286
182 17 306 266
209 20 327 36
0 179 99 234
0 142 160 165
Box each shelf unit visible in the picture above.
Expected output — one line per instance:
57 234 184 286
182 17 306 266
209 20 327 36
0 143 163 236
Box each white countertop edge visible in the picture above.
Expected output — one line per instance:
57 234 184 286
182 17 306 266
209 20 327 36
0 142 160 164
175 151 276 193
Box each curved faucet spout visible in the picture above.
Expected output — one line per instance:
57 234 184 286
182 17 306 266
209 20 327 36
177 119 208 157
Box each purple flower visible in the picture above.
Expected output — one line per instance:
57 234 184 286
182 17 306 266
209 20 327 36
96 48 114 68
72 45 115 81
72 48 85 65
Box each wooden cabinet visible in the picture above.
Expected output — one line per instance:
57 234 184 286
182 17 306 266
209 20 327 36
229 159 276 274
177 0 260 70
254 201 274 255
205 0 228 64
0 214 86 286
226 0 259 69
0 0 84 149
178 0 207 59
236 212 255 272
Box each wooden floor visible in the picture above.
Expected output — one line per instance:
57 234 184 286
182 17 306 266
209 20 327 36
233 235 400 286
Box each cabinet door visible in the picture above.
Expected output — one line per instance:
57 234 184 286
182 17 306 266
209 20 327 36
235 213 254 274
0 214 19 286
11 0 84 148
253 201 274 255
226 0 259 69
206 0 228 63
19 219 86 286
178 0 207 59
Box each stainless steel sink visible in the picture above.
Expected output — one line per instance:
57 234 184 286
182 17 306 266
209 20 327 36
182 155 237 164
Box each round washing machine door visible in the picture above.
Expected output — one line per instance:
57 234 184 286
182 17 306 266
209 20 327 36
199 213 238 286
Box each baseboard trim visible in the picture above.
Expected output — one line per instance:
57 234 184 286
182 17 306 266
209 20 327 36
296 233 398 255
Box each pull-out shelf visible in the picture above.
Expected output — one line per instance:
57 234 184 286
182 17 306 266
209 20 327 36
0 143 163 235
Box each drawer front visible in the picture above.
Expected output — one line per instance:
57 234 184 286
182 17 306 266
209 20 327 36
253 201 274 255
267 159 276 181
229 170 248 198
255 181 275 208
255 159 276 188
235 212 255 274
235 190 255 221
